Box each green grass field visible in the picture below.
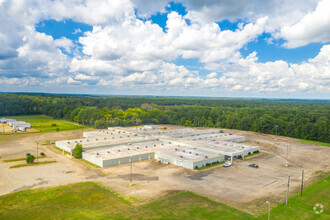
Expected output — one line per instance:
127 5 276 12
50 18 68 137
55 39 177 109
0 175 328 219
10 115 85 133
297 139 330 147
257 175 329 219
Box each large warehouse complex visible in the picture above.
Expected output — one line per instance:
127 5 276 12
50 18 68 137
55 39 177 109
56 126 259 169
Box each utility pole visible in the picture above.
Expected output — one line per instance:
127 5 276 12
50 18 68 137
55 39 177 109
129 156 132 186
266 201 271 220
36 125 40 161
286 176 290 206
286 144 289 167
36 138 39 162
301 170 304 196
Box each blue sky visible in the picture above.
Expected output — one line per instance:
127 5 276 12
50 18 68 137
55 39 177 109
0 0 329 98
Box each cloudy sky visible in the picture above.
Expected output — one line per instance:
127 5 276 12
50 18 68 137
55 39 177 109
0 0 329 99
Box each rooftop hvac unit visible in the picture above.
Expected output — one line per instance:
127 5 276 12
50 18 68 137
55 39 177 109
168 142 171 144
112 137 115 139
195 153 199 156
153 144 156 147
136 146 139 149
179 155 183 158
205 156 208 158
107 151 110 154
75 141 77 143
189 151 192 154
104 138 107 140
127 135 130 137
96 152 99 155
118 149 120 152
120 136 122 138
96 139 98 141
174 148 178 151
67 141 70 144
145 145 148 148
127 148 130 150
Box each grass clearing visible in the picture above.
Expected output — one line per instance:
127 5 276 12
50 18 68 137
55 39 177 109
297 139 330 147
0 182 130 220
9 161 57 168
9 115 85 133
4 155 46 162
257 175 329 220
0 182 253 220
0 175 328 219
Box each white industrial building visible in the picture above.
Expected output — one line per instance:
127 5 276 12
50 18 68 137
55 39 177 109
55 126 259 169
0 118 16 123
0 118 31 132
155 145 225 170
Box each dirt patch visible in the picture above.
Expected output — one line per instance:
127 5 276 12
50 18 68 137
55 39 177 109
132 190 182 206
110 173 159 181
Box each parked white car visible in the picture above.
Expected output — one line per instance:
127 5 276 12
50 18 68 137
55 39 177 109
223 161 232 167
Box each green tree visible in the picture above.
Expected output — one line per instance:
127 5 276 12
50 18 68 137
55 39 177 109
73 143 83 159
26 155 35 164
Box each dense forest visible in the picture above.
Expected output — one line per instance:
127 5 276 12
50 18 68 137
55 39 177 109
0 93 329 143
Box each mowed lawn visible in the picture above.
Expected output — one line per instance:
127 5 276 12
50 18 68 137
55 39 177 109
10 115 85 133
0 176 328 219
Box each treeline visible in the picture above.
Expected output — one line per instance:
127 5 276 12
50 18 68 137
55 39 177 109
0 93 329 143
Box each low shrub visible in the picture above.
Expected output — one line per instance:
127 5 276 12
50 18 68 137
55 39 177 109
26 155 35 164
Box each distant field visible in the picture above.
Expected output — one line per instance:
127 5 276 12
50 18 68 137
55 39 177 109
10 115 85 133
0 176 328 219
297 139 330 147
